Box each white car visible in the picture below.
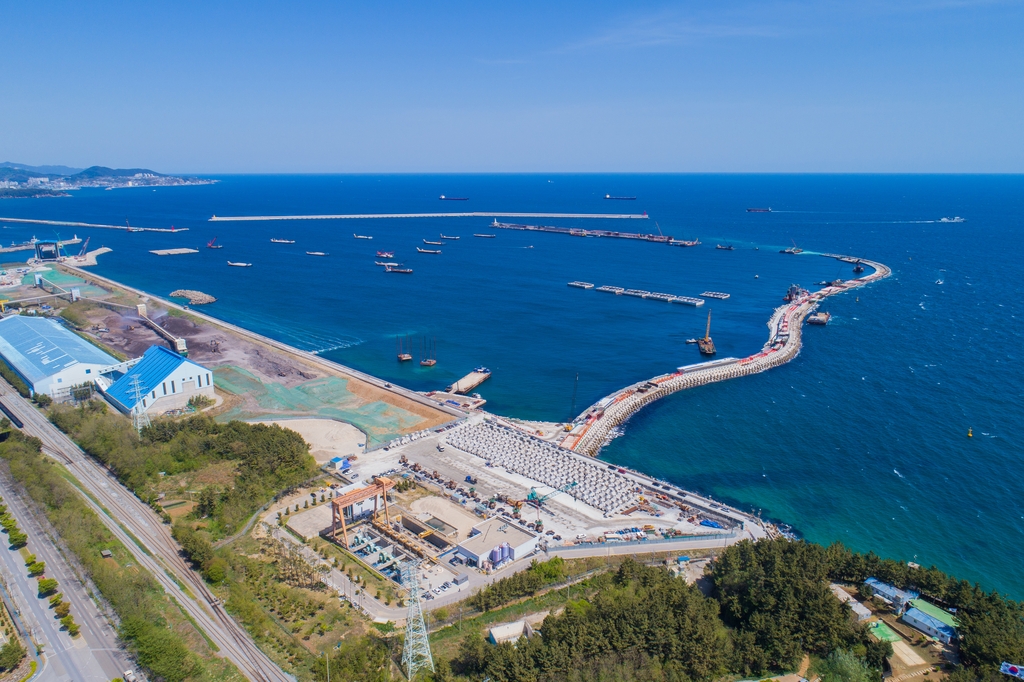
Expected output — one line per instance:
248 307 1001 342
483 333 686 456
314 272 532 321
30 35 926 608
124 672 138 682
576 533 587 540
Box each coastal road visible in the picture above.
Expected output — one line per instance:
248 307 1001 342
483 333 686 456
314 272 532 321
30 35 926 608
0 382 293 682
0 473 129 682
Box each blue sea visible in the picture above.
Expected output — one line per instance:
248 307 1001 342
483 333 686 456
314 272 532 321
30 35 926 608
2 174 1022 597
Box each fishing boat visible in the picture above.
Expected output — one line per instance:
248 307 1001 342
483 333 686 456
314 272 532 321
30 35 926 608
306 251 329 256
206 237 223 249
746 207 772 213
375 261 399 267
780 247 803 254
376 250 394 258
417 247 441 254
439 234 460 240
227 261 252 267
473 233 496 238
270 238 295 244
353 234 373 240
604 194 637 200
385 266 413 273
439 195 468 200
423 239 443 245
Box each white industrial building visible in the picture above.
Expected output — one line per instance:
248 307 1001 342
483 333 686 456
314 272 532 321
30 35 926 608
455 517 538 568
0 315 120 398
104 345 214 415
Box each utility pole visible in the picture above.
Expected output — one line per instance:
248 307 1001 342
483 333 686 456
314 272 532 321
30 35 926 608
400 563 434 679
128 375 150 434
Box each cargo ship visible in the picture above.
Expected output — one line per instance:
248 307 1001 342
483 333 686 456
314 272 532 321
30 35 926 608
306 251 328 256
416 247 441 254
375 261 399 267
227 261 252 267
439 234 460 240
474 233 496 238
670 239 700 247
376 250 394 258
697 311 716 355
439 195 468 200
271 238 295 244
746 207 772 213
353 234 373 240
385 266 413 274
715 244 735 250
423 239 443 245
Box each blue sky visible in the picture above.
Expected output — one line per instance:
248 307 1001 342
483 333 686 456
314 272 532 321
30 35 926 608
2 2 1022 172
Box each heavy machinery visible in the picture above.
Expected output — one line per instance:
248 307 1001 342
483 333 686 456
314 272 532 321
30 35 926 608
525 482 578 530
697 310 716 355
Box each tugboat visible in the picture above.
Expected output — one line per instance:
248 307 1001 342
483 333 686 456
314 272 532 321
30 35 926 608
853 260 865 273
697 311 716 356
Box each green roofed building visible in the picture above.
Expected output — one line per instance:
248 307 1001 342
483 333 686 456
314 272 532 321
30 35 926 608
902 598 958 644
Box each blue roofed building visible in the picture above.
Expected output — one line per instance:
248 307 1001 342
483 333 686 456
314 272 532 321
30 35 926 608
104 345 214 415
902 599 958 644
865 577 919 613
0 315 119 397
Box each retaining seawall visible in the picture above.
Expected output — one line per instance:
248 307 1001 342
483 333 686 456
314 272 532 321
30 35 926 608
566 256 891 457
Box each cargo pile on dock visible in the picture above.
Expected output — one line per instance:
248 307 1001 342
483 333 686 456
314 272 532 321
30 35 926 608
169 289 217 305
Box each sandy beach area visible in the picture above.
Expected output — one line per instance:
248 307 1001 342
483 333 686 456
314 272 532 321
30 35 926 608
253 417 367 464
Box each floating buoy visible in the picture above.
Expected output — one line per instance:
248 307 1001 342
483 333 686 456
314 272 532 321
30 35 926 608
968 428 973 438
754 274 759 279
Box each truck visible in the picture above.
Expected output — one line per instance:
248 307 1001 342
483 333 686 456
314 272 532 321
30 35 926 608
464 475 478 485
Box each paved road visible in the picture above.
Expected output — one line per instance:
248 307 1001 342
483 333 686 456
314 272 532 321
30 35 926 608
0 382 293 682
0 474 129 682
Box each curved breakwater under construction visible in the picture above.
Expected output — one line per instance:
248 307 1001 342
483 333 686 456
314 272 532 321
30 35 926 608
563 255 891 456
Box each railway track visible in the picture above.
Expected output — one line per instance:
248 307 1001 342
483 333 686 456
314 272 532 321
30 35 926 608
0 382 292 682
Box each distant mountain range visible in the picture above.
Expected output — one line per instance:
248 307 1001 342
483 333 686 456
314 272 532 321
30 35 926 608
0 162 213 198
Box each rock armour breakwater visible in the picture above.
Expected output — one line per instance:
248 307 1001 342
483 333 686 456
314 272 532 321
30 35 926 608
169 289 217 305
564 256 891 457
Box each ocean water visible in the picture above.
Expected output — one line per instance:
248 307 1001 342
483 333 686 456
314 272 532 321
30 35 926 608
2 174 1022 597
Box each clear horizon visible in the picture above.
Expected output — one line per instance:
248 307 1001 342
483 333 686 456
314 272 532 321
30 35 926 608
4 2 1022 174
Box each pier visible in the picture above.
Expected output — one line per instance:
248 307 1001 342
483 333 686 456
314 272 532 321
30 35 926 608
0 236 82 253
0 217 187 233
447 370 492 395
150 248 199 256
209 212 649 222
562 256 892 456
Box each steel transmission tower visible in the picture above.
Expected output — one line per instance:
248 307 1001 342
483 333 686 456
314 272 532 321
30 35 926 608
401 563 434 679
128 375 151 434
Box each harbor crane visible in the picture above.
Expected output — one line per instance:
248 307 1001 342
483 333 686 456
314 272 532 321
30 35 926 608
525 481 578 528
77 237 90 257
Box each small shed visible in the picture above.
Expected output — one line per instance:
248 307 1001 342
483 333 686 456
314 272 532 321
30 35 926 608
453 574 469 586
865 577 919 612
902 599 958 644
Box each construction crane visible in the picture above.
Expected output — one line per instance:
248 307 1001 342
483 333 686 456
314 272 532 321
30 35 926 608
77 237 90 257
525 482 578 528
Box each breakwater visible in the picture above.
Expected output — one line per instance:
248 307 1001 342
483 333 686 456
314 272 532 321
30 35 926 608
490 220 671 242
208 211 649 221
563 255 891 456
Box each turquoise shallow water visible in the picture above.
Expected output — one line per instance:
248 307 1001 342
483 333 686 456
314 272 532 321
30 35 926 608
2 174 1021 596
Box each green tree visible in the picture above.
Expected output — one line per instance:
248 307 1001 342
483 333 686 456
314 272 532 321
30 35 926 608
814 650 873 682
54 601 71 618
37 577 58 596
28 561 45 576
0 639 25 671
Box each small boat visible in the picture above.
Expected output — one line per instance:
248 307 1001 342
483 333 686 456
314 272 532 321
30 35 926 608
375 261 399 267
376 251 394 258
780 247 803 254
747 207 772 213
417 247 441 254
685 338 698 344
716 244 735 251
440 234 460 240
353 234 373 240
423 239 443 245
270 238 295 244
206 237 223 249
306 251 329 256
385 266 413 273
474 233 496 238
853 261 865 273
227 261 252 267
604 194 636 200
936 279 944 285
439 195 468 200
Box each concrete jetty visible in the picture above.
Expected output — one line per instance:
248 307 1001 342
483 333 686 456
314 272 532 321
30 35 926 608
490 220 671 242
563 256 892 456
0 217 187 233
0 236 82 253
208 212 649 222
447 370 492 395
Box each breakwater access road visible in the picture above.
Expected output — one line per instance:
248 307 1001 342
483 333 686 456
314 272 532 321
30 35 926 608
563 254 892 457
208 211 649 221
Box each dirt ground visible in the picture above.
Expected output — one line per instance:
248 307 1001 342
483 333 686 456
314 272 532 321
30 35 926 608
51 268 452 440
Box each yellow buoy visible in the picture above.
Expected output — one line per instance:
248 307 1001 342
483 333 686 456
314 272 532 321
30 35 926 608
968 428 973 438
